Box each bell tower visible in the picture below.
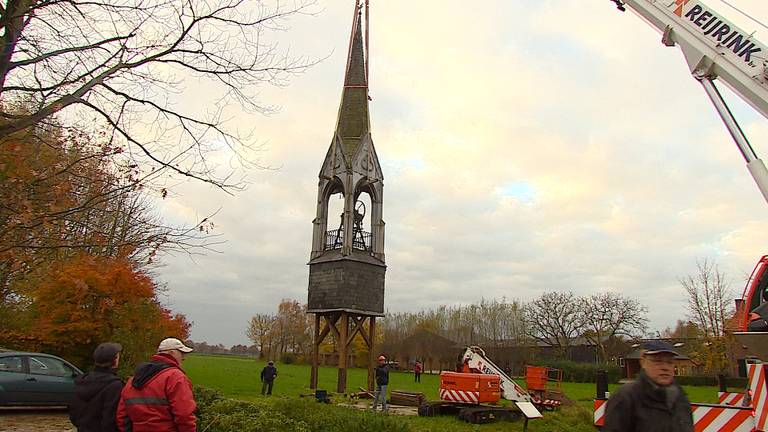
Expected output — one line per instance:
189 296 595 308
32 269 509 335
308 0 384 393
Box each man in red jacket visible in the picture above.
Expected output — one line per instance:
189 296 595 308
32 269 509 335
116 338 196 432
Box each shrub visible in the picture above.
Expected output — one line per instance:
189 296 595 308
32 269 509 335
200 399 311 432
193 386 225 418
194 386 411 432
280 353 296 364
271 398 411 432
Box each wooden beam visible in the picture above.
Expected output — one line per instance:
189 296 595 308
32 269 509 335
327 313 341 341
310 314 320 389
337 312 349 393
368 316 376 391
317 312 340 344
347 315 370 348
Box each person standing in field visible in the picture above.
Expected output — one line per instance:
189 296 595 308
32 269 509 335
413 360 422 383
69 342 124 432
603 340 693 432
260 360 278 395
371 355 389 412
116 338 196 432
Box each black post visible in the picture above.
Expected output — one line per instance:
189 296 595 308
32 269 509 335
717 374 727 393
596 369 608 399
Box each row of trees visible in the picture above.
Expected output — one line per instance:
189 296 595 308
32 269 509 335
246 299 378 367
245 293 648 365
382 292 649 362
245 259 736 375
246 299 314 362
190 341 259 356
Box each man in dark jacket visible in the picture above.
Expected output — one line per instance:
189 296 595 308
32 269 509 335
69 342 124 432
371 355 389 412
116 338 196 432
603 340 694 432
260 360 278 395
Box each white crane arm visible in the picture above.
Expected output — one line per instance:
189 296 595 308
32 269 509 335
616 0 768 119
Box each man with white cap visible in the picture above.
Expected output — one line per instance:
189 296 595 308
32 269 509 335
116 338 196 432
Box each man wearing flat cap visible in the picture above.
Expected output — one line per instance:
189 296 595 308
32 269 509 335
69 342 124 432
260 360 278 395
116 338 196 432
604 340 693 432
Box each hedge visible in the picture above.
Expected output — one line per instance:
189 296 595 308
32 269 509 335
674 375 749 388
193 386 411 432
526 360 623 384
522 361 750 388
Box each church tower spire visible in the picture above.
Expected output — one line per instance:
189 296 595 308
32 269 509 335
310 0 384 262
335 5 369 159
307 0 385 394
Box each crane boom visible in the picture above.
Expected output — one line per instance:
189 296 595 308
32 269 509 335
613 0 768 203
616 0 768 118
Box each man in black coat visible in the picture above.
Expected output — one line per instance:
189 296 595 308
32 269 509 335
603 340 694 432
260 360 278 395
69 342 124 432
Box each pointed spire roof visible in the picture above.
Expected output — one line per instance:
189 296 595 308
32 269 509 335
334 5 370 159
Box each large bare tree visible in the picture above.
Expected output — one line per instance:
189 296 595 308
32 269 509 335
525 291 587 358
0 0 318 189
579 292 648 362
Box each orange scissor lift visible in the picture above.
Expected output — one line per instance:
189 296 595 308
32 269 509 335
525 366 563 410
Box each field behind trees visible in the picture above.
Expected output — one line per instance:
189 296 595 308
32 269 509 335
185 354 723 432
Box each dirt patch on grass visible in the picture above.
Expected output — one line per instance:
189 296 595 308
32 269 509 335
338 400 420 416
0 410 74 432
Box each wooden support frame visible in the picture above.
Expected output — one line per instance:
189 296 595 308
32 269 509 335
309 311 378 393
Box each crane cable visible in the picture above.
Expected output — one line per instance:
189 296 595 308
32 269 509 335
714 0 768 33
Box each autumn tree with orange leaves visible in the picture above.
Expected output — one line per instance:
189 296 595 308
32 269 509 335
1 117 196 371
0 116 214 290
1 253 190 372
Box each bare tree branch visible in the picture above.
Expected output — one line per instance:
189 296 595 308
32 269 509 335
1 0 320 190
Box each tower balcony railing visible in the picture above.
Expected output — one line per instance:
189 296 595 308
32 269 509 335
324 229 372 252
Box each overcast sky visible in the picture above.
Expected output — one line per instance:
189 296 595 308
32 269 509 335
151 0 768 347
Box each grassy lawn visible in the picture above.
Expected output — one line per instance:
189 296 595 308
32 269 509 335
185 354 730 432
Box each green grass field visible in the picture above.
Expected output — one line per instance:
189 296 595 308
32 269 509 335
185 354 729 432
